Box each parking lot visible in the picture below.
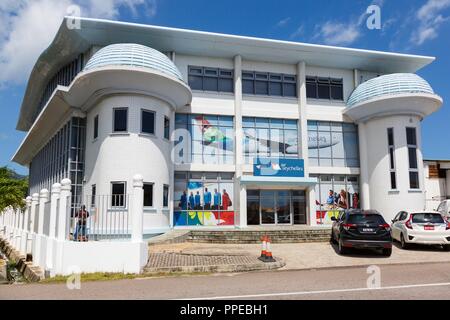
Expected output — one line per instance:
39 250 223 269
149 241 450 271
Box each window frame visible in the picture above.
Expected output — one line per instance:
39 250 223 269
406 127 420 190
387 128 397 190
143 182 154 208
141 109 156 135
93 115 99 140
242 70 297 98
112 108 128 133
188 66 234 93
305 76 344 101
110 181 127 208
164 116 170 140
163 184 169 208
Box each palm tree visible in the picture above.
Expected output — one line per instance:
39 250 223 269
0 167 28 212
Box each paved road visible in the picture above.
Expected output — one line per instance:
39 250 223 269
1 262 450 300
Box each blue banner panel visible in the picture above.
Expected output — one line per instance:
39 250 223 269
254 158 305 177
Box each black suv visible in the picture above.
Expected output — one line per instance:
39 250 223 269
331 209 393 256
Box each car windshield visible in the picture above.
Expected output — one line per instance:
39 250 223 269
347 214 385 225
412 213 444 224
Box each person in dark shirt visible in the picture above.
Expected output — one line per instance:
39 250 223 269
188 192 195 210
74 205 89 242
180 191 188 210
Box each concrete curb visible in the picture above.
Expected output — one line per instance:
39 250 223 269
144 257 285 274
0 237 43 282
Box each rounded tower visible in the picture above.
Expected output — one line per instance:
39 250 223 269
64 43 192 233
344 73 442 221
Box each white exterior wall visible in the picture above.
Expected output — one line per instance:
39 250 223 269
361 115 425 221
84 94 174 232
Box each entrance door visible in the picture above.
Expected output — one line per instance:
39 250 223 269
247 190 307 226
276 191 291 224
260 191 276 224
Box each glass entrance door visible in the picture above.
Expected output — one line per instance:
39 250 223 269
247 190 307 226
260 191 276 224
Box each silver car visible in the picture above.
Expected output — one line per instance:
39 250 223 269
391 211 450 250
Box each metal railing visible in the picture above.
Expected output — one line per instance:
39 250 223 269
69 195 131 241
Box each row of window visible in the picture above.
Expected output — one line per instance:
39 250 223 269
93 182 169 208
93 109 170 140
187 65 344 100
387 127 419 190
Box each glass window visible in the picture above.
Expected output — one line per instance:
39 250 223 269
111 182 126 207
143 183 153 207
308 121 359 167
164 116 170 140
306 76 343 101
242 71 297 97
113 108 128 132
91 184 96 207
406 127 417 145
174 114 235 165
409 172 420 189
243 117 298 163
163 185 169 207
93 115 98 139
188 66 234 93
406 127 419 189
141 110 155 135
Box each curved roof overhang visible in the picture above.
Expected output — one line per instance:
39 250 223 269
343 93 443 122
62 66 192 111
17 16 436 131
12 65 192 165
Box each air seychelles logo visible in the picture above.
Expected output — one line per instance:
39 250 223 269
255 158 304 177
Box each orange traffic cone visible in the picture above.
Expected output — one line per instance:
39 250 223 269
259 235 267 261
265 236 276 262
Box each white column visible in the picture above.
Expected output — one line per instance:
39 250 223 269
131 174 144 243
37 189 49 235
358 122 371 209
35 189 49 267
57 179 71 241
46 183 61 273
55 178 71 275
20 196 32 254
297 61 309 174
28 193 39 256
234 55 245 228
29 193 39 235
307 187 317 226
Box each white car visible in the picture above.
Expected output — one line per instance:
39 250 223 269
391 211 450 250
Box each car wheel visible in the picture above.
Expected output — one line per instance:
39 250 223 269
338 239 348 255
443 245 450 252
400 234 409 250
382 248 392 257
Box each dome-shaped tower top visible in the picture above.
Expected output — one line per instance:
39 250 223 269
347 73 434 108
85 43 183 81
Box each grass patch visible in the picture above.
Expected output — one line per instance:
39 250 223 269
39 271 212 284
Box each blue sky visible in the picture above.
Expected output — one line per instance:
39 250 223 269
1 0 449 175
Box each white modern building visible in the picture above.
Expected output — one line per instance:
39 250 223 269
12 17 443 235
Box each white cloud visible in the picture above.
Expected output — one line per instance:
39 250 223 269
289 25 304 39
276 17 291 28
411 0 450 45
0 0 156 87
314 21 361 46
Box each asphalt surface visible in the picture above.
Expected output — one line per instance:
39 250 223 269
1 262 450 300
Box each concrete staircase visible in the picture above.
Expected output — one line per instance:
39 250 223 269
187 228 332 244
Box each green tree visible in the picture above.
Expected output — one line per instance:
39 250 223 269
0 167 28 212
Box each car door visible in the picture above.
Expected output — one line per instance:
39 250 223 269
395 212 409 239
333 211 345 239
391 212 403 240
